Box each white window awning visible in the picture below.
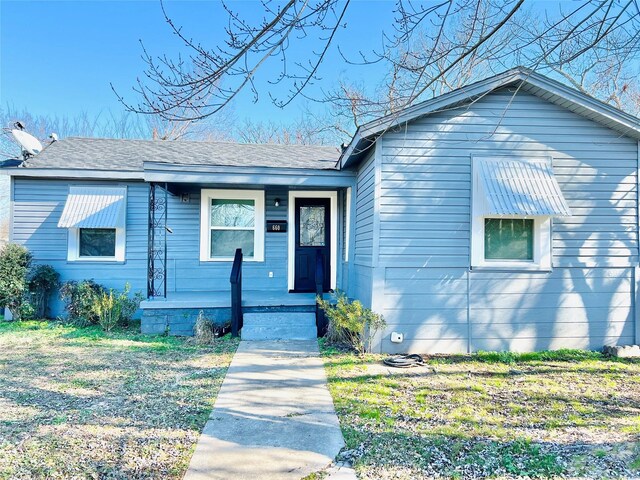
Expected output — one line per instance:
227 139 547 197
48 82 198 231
476 157 571 217
58 186 127 228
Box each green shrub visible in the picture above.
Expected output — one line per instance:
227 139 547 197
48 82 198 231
317 291 386 354
60 280 105 326
0 244 32 321
92 283 142 332
27 264 60 319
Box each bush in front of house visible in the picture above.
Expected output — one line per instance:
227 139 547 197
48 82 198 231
60 279 105 326
91 283 143 332
27 264 60 319
317 290 386 354
61 280 143 331
0 244 33 321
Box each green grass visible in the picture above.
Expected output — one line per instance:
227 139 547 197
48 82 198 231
321 342 640 479
0 320 239 479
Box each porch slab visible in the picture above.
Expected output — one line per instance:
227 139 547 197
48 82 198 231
184 340 347 480
140 290 317 309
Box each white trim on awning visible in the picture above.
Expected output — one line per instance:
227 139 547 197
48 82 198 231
58 186 127 228
476 157 571 217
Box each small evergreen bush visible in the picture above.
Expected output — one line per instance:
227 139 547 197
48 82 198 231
317 290 386 354
0 244 32 321
27 264 60 319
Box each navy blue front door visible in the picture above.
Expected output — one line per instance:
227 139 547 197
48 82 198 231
294 198 331 292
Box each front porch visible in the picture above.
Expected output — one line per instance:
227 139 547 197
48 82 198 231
142 290 318 309
142 173 354 337
140 290 318 336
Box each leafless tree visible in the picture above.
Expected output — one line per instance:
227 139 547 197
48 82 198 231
533 29 640 114
235 112 339 145
0 105 235 158
118 0 640 134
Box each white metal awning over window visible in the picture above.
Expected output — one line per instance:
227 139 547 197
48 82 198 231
476 157 571 217
58 186 127 228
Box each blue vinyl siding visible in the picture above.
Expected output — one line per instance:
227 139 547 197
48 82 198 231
12 179 149 316
165 187 290 293
350 149 376 306
354 150 375 267
13 181 348 316
375 88 638 353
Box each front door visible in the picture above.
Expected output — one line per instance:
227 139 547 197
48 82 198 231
294 197 331 292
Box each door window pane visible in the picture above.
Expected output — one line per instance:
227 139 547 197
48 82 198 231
211 199 255 227
300 206 325 246
484 218 533 260
79 228 116 257
211 230 254 258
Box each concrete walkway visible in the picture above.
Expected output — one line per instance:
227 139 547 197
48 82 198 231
185 340 353 480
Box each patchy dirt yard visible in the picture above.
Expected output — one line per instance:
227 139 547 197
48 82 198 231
321 344 640 479
0 321 238 479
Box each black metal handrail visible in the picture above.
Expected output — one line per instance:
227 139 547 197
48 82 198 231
230 248 243 337
315 249 327 337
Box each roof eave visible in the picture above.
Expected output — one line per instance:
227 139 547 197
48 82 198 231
1 167 145 180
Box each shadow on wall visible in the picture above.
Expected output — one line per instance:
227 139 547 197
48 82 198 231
377 97 637 353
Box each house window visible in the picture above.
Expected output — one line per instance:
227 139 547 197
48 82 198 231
484 218 533 261
58 186 127 263
79 228 117 257
471 156 571 270
200 189 265 261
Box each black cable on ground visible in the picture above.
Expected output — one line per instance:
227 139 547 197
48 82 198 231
382 354 425 368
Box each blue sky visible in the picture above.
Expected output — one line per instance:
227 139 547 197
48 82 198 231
0 0 394 126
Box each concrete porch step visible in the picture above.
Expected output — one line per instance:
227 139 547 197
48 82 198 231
243 311 316 327
242 312 317 340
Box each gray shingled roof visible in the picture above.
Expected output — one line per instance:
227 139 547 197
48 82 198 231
22 137 340 171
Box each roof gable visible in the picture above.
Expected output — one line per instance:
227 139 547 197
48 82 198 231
341 67 640 168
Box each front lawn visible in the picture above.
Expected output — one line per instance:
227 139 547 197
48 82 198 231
0 321 239 479
322 344 640 479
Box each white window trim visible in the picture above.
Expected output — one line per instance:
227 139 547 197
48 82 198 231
471 157 552 271
287 190 338 291
200 189 265 262
344 187 352 262
68 227 126 262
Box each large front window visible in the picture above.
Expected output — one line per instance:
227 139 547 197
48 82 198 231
200 190 265 261
210 199 256 257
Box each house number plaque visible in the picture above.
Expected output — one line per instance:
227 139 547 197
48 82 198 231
267 220 287 233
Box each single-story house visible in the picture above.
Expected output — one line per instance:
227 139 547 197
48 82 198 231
4 67 640 353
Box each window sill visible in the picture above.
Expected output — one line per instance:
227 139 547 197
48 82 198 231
67 259 126 265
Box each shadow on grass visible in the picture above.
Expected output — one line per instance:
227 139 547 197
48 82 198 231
0 320 240 479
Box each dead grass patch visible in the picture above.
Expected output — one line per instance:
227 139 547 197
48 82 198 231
0 320 239 479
